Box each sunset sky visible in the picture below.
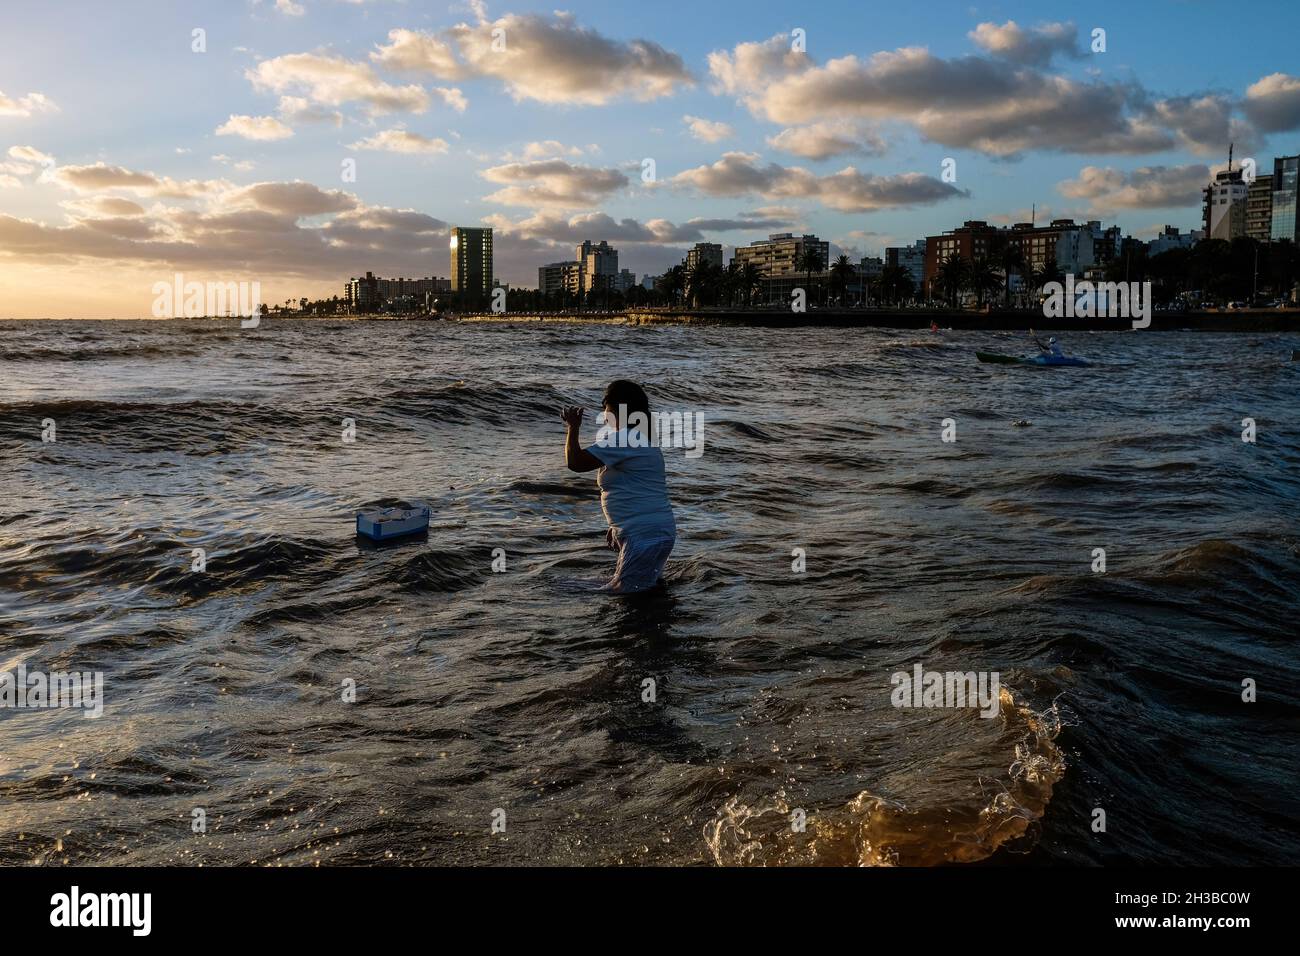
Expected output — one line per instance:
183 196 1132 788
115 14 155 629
2 0 1299 317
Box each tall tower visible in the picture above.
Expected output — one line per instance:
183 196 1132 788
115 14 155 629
450 227 493 294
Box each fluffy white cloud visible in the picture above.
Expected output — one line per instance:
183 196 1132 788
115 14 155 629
669 152 966 212
371 28 465 78
223 181 358 217
49 163 229 200
349 129 450 154
1151 95 1255 157
683 115 735 143
370 10 693 105
485 208 793 246
968 21 1080 66
216 114 295 141
0 89 57 117
248 52 429 115
766 121 886 159
276 96 344 126
708 35 1182 157
516 141 585 161
1057 164 1210 210
481 159 629 208
9 145 55 166
1243 73 1300 133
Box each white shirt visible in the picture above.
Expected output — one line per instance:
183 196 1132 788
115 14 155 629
587 428 676 539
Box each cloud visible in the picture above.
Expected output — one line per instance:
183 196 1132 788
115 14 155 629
708 36 812 97
0 194 451 285
683 115 735 143
708 35 1176 157
968 21 1080 66
48 163 229 200
1243 73 1300 133
481 159 629 208
276 96 344 126
669 151 967 212
371 28 465 78
371 11 693 105
275 0 305 16
766 121 886 159
1150 95 1255 156
248 52 430 115
223 181 359 217
212 155 257 171
0 89 57 117
349 128 450 154
433 87 468 112
61 196 148 217
1057 164 1210 210
514 140 585 161
485 208 793 246
9 145 55 166
216 114 295 141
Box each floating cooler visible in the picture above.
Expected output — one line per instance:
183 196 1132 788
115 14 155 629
356 506 430 541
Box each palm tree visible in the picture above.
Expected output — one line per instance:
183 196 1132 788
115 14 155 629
661 264 686 306
967 257 1000 307
937 255 969 309
996 242 1024 308
722 261 741 306
829 254 856 306
795 245 824 305
686 259 722 307
878 265 914 306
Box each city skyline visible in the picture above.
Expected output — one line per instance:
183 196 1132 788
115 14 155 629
3 0 1300 316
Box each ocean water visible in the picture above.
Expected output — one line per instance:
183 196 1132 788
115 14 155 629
1 318 1297 866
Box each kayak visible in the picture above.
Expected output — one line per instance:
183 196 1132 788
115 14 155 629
977 351 1090 367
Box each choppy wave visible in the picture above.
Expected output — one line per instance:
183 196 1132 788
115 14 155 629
706 690 1065 866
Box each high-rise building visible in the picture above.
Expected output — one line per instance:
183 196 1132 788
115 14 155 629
924 221 1001 295
1271 154 1299 242
614 269 637 293
1085 221 1125 269
885 240 926 289
375 276 449 298
685 242 723 272
1247 167 1276 241
1203 167 1248 241
538 261 583 296
346 271 380 312
732 233 830 276
576 240 618 292
451 226 493 294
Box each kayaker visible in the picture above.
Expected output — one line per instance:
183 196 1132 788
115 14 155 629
1032 331 1064 358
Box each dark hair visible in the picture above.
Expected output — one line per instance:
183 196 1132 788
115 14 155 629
602 380 649 419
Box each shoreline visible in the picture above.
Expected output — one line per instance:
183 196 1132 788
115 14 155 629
6 308 1300 332
450 308 1300 332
